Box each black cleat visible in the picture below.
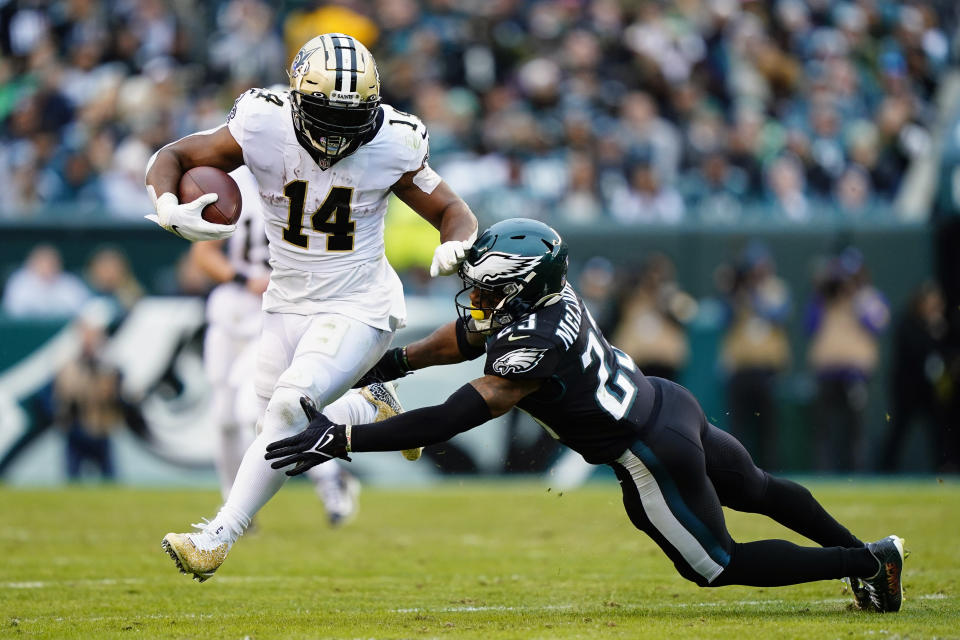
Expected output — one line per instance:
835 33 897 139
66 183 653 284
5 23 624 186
862 535 906 612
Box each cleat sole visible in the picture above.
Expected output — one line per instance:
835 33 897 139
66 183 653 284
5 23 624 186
161 536 215 583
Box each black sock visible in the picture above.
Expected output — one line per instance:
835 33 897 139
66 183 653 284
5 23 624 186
711 541 877 587
760 476 864 549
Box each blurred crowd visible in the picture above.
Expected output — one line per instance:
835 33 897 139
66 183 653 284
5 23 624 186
0 0 957 224
577 243 957 474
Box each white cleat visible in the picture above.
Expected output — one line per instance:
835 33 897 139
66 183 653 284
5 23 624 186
361 382 422 461
161 528 232 583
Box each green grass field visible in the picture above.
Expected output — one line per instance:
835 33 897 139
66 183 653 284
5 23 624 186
1 479 958 639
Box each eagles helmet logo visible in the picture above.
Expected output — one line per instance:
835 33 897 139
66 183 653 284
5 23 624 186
492 348 547 375
462 252 543 284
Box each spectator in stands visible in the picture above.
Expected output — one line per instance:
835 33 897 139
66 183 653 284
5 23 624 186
556 152 603 224
609 149 685 225
682 149 749 225
577 256 618 337
473 154 545 224
611 253 697 381
85 247 144 318
617 92 681 186
53 312 123 480
833 165 877 220
765 154 810 222
2 244 90 318
725 108 767 200
209 0 285 89
872 94 930 198
846 120 885 197
805 248 890 472
804 101 847 198
880 282 950 472
718 242 792 471
48 146 105 216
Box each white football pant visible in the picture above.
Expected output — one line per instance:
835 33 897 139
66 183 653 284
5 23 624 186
211 310 392 538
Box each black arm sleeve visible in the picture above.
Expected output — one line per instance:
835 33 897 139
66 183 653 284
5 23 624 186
350 383 492 452
455 317 486 360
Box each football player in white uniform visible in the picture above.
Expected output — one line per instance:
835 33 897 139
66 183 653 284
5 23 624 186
190 166 372 526
145 33 478 581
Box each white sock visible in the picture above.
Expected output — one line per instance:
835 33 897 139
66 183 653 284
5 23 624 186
205 390 378 542
215 421 250 501
207 387 308 542
203 503 250 543
323 388 378 426
206 431 281 542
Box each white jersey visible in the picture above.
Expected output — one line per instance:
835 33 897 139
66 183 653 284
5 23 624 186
226 87 428 331
205 166 269 338
226 167 270 281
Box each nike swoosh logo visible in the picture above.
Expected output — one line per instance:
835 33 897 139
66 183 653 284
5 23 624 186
507 334 528 342
313 431 335 453
170 225 185 239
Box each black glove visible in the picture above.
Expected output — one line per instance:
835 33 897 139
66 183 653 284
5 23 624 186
264 397 351 476
352 347 412 388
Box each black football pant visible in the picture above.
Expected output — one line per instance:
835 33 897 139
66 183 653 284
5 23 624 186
609 377 877 587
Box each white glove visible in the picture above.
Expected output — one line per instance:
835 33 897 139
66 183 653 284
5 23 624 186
144 191 236 242
430 230 477 277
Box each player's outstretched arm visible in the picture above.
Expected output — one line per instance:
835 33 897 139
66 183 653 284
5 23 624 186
144 126 246 242
392 172 478 276
353 318 484 387
267 376 540 475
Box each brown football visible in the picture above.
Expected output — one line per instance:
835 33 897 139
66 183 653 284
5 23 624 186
178 166 242 225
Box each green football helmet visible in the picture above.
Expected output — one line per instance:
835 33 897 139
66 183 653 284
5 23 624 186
456 218 569 333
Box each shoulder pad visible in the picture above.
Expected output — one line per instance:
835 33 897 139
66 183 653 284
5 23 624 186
378 104 429 171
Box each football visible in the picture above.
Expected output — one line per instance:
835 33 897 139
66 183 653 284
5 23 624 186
178 166 242 225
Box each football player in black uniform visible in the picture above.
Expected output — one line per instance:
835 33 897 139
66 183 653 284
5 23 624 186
265 218 906 613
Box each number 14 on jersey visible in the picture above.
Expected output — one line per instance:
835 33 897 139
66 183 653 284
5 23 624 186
282 181 356 252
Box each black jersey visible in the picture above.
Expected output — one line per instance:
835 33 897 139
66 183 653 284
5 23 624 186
482 284 657 464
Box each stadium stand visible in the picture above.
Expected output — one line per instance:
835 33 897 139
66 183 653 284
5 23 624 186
0 0 955 225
